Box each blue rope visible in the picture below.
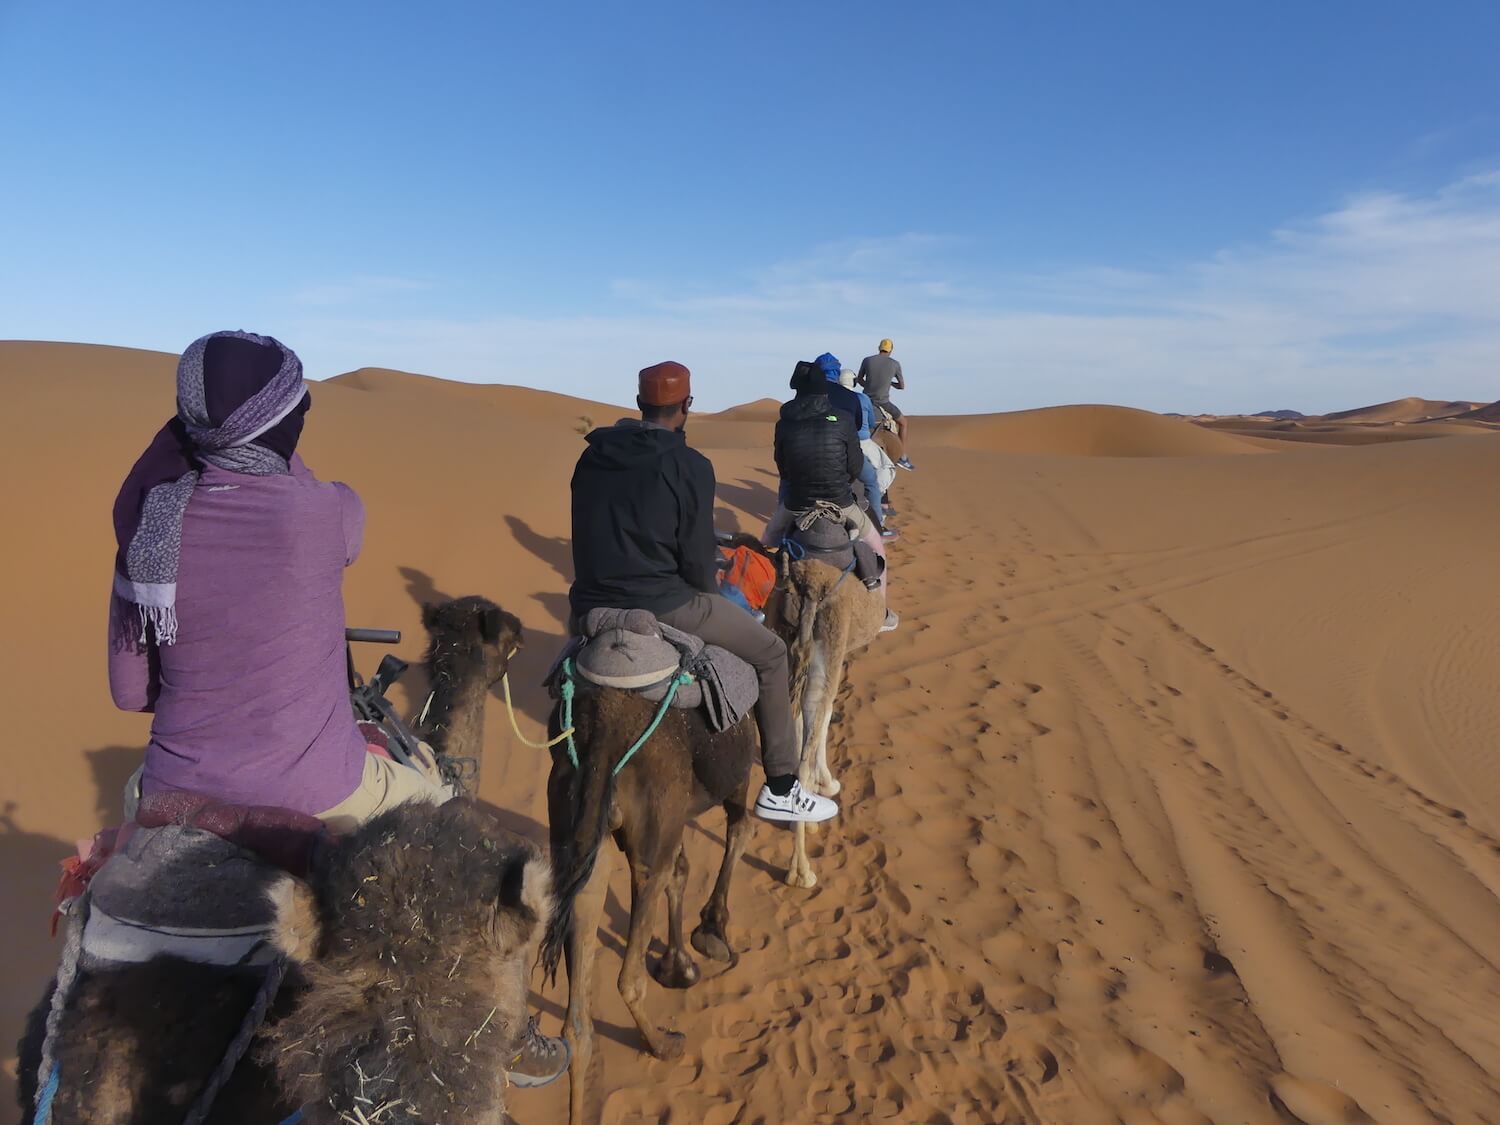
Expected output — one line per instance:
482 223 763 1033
34 1062 59 1125
779 537 806 561
279 1109 305 1125
829 554 857 594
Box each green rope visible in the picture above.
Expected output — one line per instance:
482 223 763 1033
613 670 694 777
561 658 578 769
557 658 693 776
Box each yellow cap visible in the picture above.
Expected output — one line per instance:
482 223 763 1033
879 338 893 353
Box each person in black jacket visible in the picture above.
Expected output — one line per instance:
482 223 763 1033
762 360 874 545
568 361 838 824
762 359 899 633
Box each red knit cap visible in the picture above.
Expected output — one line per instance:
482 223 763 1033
638 361 692 406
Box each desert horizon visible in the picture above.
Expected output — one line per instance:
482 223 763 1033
5 338 1500 1122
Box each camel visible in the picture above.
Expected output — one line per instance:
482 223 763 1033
414 595 525 786
542 681 757 1125
769 557 887 889
16 596 526 1125
872 409 904 466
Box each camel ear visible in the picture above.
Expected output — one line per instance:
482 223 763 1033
421 602 438 630
266 873 322 964
480 606 504 644
491 849 552 957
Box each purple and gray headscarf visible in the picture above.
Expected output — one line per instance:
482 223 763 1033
112 331 309 644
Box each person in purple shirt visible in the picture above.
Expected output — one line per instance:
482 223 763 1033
108 330 570 1086
109 331 451 824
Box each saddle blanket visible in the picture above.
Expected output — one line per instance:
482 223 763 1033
65 793 328 969
547 608 759 733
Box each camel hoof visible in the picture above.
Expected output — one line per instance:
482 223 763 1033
691 926 737 965
813 775 842 797
785 866 818 889
651 953 701 990
651 1029 687 1060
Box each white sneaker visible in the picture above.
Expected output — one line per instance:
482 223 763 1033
881 610 899 633
754 780 839 823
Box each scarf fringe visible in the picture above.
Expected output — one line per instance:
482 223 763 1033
138 603 179 647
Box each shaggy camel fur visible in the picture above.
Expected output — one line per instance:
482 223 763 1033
264 800 551 1125
16 597 524 1125
542 686 756 1125
18 801 547 1125
769 558 886 888
415 596 524 786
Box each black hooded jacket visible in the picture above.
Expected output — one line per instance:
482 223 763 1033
774 391 863 511
569 419 719 619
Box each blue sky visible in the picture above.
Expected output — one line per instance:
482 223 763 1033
2 0 1498 413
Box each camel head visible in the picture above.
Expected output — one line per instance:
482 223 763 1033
421 595 524 690
263 799 552 1125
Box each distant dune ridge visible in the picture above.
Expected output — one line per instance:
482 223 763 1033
5 339 1500 1122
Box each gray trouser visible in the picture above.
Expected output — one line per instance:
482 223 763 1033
657 592 799 779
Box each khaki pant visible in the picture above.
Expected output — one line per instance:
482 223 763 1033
315 745 454 834
122 744 454 836
656 592 800 779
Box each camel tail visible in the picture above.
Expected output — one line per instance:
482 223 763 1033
540 699 619 985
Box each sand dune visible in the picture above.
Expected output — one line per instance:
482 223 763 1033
1320 396 1480 424
1449 400 1500 425
930 404 1270 457
5 342 1500 1123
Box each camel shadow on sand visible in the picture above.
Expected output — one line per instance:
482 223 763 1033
715 477 779 524
3 745 144 1115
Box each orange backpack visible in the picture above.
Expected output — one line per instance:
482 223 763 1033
717 543 777 613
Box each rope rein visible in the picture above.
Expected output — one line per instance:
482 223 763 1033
182 957 288 1125
502 671 576 750
34 891 88 1125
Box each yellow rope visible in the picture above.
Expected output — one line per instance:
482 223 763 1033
501 672 574 749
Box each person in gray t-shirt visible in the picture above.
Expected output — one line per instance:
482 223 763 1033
857 338 913 468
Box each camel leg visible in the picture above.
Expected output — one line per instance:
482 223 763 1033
811 652 845 798
806 636 842 798
693 783 752 964
564 849 610 1125
652 845 700 989
618 855 686 1059
787 821 816 888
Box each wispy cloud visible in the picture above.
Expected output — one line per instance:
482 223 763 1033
285 173 1500 414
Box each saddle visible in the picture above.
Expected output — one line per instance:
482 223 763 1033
549 608 759 734
61 792 328 972
783 512 884 590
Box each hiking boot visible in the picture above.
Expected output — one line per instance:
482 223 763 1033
506 1016 571 1088
896 457 915 471
754 780 838 823
881 610 900 633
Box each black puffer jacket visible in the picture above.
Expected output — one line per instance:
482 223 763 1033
774 392 863 511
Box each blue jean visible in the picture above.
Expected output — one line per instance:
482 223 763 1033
858 460 884 528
